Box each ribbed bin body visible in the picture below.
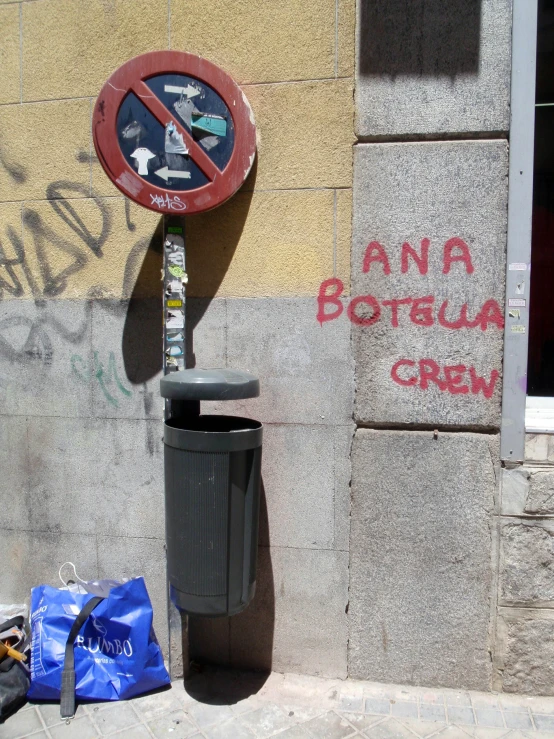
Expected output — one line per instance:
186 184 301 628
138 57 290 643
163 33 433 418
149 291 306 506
163 415 262 617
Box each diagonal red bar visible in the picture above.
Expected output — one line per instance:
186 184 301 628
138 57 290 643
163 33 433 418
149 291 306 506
131 79 220 182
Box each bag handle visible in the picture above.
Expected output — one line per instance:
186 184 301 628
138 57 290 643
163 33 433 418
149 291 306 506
60 596 104 721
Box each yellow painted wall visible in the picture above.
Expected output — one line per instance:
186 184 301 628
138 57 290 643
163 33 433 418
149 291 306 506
0 0 354 300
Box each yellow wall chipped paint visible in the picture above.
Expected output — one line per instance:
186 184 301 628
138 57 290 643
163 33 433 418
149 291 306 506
0 0 355 300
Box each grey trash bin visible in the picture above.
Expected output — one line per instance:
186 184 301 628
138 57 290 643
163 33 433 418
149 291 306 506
160 369 262 617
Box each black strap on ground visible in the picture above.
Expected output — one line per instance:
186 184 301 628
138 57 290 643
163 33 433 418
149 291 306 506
60 596 104 720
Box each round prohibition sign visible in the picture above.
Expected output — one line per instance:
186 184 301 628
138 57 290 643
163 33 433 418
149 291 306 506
93 51 257 215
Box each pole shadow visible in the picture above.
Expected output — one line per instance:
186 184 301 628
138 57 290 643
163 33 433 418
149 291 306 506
359 0 482 78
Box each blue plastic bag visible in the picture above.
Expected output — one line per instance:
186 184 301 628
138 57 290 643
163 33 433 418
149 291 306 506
28 577 170 702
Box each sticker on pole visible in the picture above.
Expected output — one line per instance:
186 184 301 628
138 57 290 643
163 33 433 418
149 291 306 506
93 51 256 215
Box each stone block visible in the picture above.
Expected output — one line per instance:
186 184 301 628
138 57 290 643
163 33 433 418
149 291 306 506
22 0 167 101
259 423 352 550
496 610 554 695
0 100 90 202
501 466 554 516
0 416 31 530
208 298 353 425
0 528 98 603
0 5 20 104
338 0 356 77
243 80 354 191
26 416 164 539
356 0 512 136
186 297 227 370
91 299 162 420
500 521 554 606
97 535 168 655
20 196 162 302
0 298 92 418
351 141 508 427
170 0 336 84
337 188 353 295
525 433 554 463
191 546 348 677
187 190 335 298
349 429 496 690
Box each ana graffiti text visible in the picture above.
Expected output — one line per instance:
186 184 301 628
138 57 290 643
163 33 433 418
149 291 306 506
317 238 503 330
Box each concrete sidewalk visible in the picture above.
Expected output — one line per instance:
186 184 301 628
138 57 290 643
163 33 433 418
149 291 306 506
4 667 554 739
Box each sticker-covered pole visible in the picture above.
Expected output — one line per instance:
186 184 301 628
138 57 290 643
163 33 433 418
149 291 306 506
163 217 186 419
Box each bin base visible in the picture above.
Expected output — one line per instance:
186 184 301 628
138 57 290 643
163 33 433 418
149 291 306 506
169 583 256 618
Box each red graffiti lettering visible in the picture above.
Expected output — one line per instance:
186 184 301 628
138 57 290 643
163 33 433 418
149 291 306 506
419 359 447 391
409 296 434 327
382 297 412 327
391 359 418 387
401 238 430 275
442 237 475 275
438 301 478 329
362 241 391 275
317 277 344 325
469 367 500 399
474 299 504 331
390 358 500 399
444 365 469 395
347 294 381 326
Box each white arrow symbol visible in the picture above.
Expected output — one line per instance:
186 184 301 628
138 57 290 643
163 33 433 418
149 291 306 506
155 167 192 182
164 84 200 98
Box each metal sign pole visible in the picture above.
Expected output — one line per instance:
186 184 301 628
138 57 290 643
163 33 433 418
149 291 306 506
163 217 187 420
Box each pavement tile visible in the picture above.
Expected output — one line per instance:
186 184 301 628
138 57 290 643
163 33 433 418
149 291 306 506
89 702 141 735
133 689 183 720
464 729 510 739
391 703 419 719
435 728 471 739
281 705 327 722
420 706 447 723
420 694 445 706
273 726 315 739
202 717 257 739
148 708 198 737
49 716 100 739
400 719 447 737
110 727 152 739
472 698 502 710
446 708 475 726
365 699 392 716
303 710 357 738
502 713 533 731
230 697 265 716
533 715 554 733
340 714 386 733
36 701 87 727
186 702 235 729
240 703 296 736
340 697 366 713
1 706 45 739
445 695 473 709
364 717 421 739
474 710 505 729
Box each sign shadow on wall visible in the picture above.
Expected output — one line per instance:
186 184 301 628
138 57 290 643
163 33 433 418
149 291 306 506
359 0 481 77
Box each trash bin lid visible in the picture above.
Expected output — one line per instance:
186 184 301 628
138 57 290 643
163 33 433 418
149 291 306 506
160 368 260 401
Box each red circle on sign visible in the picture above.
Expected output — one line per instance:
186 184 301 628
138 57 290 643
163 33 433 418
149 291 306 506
93 51 256 215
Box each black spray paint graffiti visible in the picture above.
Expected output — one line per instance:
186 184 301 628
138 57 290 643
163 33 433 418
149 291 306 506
0 157 157 420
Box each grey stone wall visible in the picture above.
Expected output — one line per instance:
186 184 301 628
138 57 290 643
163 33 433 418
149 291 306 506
350 0 513 691
495 446 554 694
0 294 353 679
